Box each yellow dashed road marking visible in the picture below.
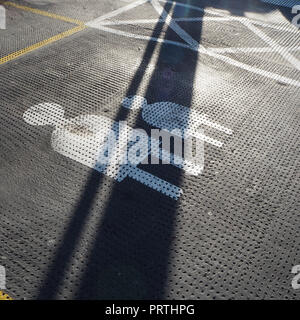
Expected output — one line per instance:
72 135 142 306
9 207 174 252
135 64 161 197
0 1 86 65
0 291 13 300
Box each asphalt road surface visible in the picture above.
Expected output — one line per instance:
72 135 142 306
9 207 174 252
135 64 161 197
0 0 299 300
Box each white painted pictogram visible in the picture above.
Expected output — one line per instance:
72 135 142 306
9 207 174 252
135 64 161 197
23 102 217 199
122 95 232 148
86 0 300 87
23 96 233 198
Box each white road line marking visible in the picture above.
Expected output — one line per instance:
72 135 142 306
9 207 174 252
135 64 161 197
181 0 300 72
86 0 149 26
204 48 300 87
151 0 200 49
94 0 299 34
241 18 300 34
94 24 192 48
152 0 300 85
160 0 299 33
95 25 300 87
210 46 300 54
86 0 300 87
241 19 300 70
99 16 233 26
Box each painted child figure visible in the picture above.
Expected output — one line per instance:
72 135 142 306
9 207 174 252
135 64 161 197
23 102 201 199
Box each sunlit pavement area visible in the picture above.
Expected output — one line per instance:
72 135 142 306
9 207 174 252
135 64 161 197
0 0 299 300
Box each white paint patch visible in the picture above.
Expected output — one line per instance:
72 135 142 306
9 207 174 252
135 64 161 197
86 0 149 26
240 19 300 70
99 16 232 26
210 46 300 54
291 265 300 290
122 95 233 148
92 24 192 50
204 48 300 87
24 98 234 198
24 102 213 199
150 0 200 50
86 0 300 87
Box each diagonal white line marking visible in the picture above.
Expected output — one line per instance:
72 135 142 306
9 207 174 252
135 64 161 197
86 0 150 26
159 0 300 34
150 0 300 85
203 49 300 87
155 1 300 79
100 19 163 26
96 25 300 87
186 0 300 69
94 24 192 49
240 18 300 34
167 17 231 22
151 0 200 49
241 19 300 70
210 46 300 54
86 0 300 87
99 16 232 26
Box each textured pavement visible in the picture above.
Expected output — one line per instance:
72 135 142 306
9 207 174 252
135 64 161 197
0 0 299 299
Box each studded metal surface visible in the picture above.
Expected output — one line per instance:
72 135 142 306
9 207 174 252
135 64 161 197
0 0 299 300
0 2 77 59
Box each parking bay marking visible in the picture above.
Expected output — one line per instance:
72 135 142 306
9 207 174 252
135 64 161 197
23 98 233 199
86 0 300 87
0 1 85 65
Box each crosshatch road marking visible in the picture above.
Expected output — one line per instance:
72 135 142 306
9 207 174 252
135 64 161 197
87 0 300 87
0 1 86 65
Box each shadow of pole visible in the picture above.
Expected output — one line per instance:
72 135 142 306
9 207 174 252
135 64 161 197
37 172 105 299
37 0 173 300
75 0 204 299
34 0 294 300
